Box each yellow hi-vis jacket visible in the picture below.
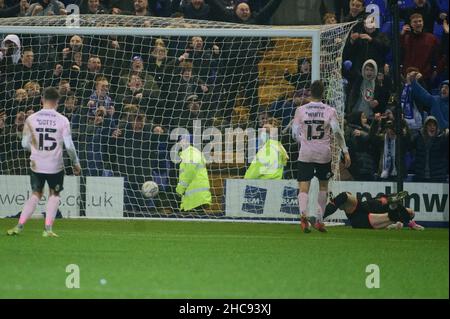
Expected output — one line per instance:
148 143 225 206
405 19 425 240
244 139 288 180
176 145 212 211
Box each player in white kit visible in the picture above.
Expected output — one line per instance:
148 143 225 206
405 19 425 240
292 80 351 233
7 87 81 237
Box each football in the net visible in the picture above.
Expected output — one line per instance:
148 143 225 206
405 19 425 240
142 181 159 198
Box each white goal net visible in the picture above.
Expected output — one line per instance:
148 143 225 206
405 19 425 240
0 15 355 221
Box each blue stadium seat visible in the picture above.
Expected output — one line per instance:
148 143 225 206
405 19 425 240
381 20 392 34
436 0 449 11
433 22 444 38
380 20 406 35
398 0 415 9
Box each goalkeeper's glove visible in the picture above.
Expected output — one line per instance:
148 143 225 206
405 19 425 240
176 184 186 196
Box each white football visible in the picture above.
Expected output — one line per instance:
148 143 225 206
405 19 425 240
142 181 159 198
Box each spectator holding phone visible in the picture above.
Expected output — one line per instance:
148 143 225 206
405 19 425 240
400 13 440 89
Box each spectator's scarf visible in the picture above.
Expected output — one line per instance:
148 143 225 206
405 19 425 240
88 92 113 116
401 84 414 119
383 134 396 176
402 83 424 131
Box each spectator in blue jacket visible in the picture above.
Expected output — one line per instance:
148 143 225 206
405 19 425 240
411 74 449 129
80 106 116 176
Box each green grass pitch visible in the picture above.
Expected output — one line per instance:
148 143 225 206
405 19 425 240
0 219 448 299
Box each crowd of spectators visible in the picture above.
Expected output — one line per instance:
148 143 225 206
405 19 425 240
0 0 449 213
273 0 449 183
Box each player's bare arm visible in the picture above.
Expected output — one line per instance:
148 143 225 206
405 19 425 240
330 116 351 168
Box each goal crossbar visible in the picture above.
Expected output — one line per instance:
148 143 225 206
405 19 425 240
0 17 356 84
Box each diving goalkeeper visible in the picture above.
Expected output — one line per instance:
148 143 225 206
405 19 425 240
323 191 425 230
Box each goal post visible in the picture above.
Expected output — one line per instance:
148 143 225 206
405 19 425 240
0 15 356 223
